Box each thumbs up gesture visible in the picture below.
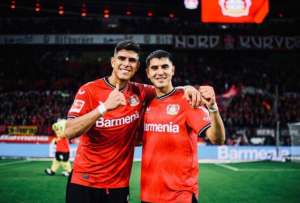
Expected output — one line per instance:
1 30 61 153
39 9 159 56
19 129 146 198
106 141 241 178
104 82 127 111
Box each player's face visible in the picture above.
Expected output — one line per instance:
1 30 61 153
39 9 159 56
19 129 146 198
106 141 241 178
146 57 174 89
111 49 140 81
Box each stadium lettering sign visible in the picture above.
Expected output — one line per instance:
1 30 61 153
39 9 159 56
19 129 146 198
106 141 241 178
95 111 139 128
218 146 290 160
239 36 298 50
174 35 220 49
1 35 300 50
0 135 50 143
54 35 94 44
144 122 180 133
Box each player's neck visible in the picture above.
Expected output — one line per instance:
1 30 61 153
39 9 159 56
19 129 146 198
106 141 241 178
108 75 127 89
155 84 174 97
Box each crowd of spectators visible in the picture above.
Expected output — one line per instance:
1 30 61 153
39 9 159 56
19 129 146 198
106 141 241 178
0 91 73 135
0 49 299 145
0 2 299 146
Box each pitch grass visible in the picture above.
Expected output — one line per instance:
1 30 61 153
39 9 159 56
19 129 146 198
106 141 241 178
0 160 300 203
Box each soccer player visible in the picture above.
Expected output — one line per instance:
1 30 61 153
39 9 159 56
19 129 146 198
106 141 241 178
45 122 72 177
141 50 225 203
54 40 203 203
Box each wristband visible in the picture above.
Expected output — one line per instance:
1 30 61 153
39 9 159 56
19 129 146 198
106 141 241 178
208 103 219 113
97 102 107 116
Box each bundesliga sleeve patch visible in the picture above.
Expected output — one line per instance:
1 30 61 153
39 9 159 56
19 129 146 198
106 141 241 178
69 99 85 113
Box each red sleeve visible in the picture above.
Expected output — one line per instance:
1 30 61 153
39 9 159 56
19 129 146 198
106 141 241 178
134 82 156 102
67 85 92 119
185 105 211 137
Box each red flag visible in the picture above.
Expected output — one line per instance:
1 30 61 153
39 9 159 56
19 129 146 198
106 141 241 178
201 0 269 24
262 100 271 111
222 85 238 98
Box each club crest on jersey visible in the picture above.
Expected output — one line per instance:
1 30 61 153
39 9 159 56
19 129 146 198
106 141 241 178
166 104 180 115
128 95 140 107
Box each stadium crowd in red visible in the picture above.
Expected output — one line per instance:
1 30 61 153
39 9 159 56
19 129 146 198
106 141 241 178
0 51 299 145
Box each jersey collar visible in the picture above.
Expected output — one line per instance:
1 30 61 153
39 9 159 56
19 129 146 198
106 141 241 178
156 88 176 100
103 77 128 92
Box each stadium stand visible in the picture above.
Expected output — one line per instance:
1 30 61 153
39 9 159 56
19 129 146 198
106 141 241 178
0 0 299 146
0 50 299 145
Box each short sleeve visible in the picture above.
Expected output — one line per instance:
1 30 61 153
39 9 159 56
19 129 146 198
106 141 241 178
67 85 92 119
186 105 211 137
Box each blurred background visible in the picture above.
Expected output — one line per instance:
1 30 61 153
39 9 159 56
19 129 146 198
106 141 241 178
0 0 299 145
0 1 300 202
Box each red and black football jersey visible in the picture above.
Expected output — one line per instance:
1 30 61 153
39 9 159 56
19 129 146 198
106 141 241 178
68 77 154 188
141 89 211 203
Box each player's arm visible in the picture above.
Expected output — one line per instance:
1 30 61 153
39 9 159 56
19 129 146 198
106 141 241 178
178 85 202 108
138 82 202 107
200 86 225 145
54 83 126 139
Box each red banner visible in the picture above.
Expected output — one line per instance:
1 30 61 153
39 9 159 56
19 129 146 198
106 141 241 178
201 0 269 24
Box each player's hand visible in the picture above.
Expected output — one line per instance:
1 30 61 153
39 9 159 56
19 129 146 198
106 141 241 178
183 85 202 108
199 85 216 109
52 119 67 138
104 82 126 111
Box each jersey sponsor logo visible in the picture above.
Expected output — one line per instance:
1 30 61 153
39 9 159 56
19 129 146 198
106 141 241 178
96 111 140 128
69 99 85 113
219 0 252 17
144 122 180 133
128 95 140 107
166 104 180 115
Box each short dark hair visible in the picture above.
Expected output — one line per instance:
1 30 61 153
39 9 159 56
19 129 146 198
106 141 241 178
114 40 140 55
146 50 173 68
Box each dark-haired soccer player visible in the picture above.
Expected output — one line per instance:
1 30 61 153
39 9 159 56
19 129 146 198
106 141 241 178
141 50 225 203
53 40 203 203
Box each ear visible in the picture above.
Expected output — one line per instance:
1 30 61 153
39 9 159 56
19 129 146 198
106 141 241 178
136 61 140 70
171 65 175 76
111 56 115 68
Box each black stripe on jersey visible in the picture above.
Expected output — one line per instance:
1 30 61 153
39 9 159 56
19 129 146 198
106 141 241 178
156 88 176 100
198 123 211 138
103 77 127 92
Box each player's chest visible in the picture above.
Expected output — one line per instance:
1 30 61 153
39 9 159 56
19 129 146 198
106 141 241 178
90 89 143 112
144 102 185 123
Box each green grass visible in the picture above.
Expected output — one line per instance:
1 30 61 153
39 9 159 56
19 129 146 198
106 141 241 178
1 160 300 203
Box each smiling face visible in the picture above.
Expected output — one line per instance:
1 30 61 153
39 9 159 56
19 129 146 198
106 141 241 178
111 49 140 82
146 57 175 93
